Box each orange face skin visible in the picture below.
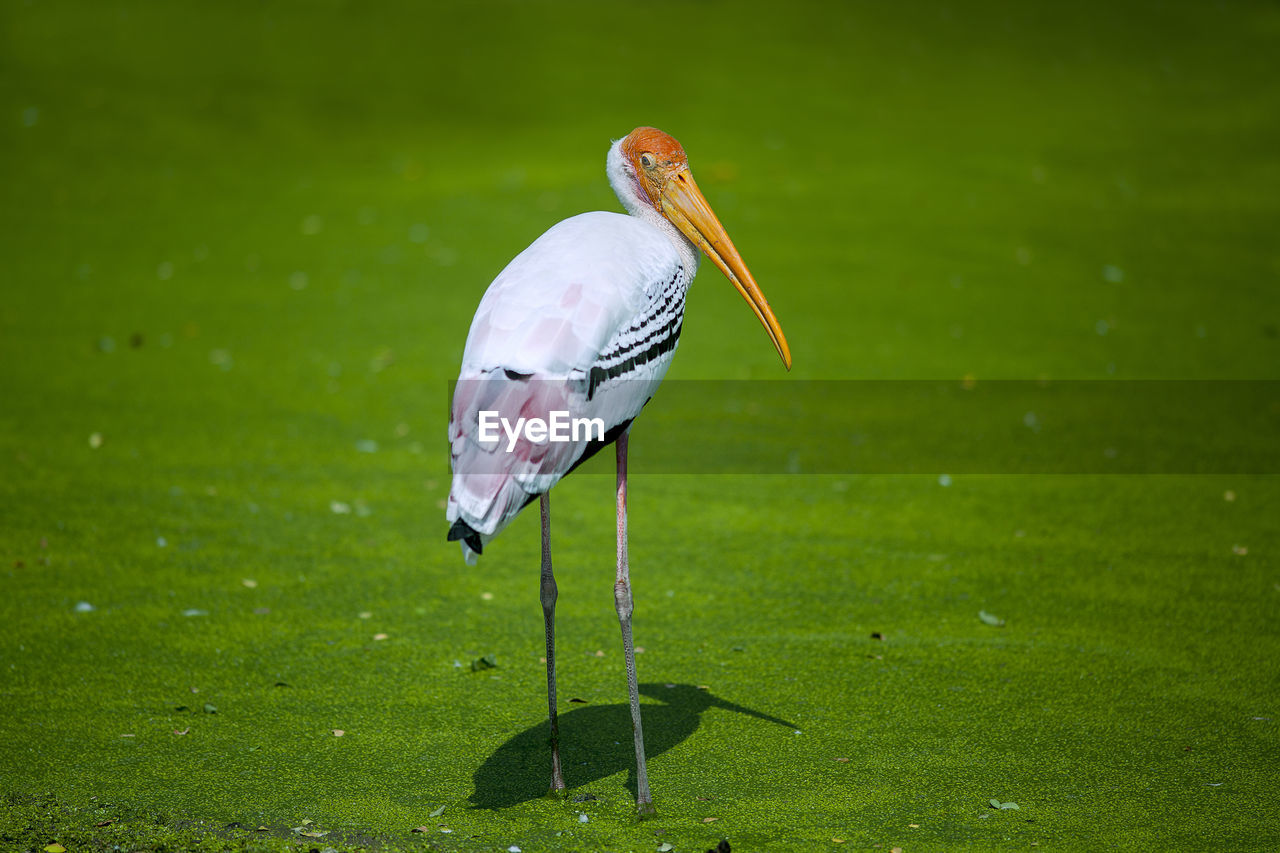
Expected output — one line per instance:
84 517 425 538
617 127 792 370
621 127 689 208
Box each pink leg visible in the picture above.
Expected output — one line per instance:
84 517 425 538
614 429 654 814
540 492 565 793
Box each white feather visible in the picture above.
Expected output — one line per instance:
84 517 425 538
447 209 693 555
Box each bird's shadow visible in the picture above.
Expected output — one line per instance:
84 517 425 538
469 682 795 809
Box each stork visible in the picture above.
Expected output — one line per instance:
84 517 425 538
446 127 790 814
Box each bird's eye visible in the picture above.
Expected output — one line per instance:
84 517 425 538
639 153 655 169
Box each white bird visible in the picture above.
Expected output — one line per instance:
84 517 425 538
446 126 790 814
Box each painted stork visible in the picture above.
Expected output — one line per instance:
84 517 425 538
446 127 790 814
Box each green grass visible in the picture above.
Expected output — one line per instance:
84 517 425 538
2 0 1278 850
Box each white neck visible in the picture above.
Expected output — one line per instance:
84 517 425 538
606 139 701 277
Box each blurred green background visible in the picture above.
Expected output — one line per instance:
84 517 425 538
2 1 1278 851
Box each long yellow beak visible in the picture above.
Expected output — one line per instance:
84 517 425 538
658 169 792 370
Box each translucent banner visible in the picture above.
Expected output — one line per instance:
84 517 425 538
447 379 1280 475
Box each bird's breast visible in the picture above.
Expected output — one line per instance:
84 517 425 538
460 212 689 376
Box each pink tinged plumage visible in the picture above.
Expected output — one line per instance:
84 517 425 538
446 208 692 558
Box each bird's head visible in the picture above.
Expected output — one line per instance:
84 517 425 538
610 126 792 370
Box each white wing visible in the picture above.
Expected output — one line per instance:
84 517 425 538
447 211 690 562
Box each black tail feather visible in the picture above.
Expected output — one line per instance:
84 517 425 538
447 518 484 555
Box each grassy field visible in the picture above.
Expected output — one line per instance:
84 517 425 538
2 1 1278 851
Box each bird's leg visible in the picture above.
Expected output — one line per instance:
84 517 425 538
614 429 655 815
540 492 566 794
